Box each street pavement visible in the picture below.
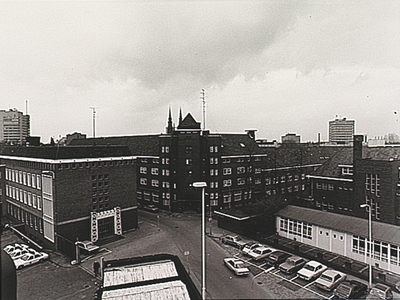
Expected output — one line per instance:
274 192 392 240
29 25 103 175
2 210 351 299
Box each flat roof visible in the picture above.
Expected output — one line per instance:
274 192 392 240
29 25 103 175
101 280 190 300
103 260 178 288
276 205 400 245
98 254 200 300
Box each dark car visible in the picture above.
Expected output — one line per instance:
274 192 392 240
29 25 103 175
366 283 394 300
333 280 368 299
278 256 307 274
143 205 159 212
264 251 291 267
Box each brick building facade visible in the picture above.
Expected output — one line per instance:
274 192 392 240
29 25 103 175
0 145 138 257
70 110 346 213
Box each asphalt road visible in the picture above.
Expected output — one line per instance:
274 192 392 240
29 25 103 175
3 210 325 299
129 210 275 299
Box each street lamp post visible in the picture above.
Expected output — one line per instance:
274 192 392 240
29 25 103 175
193 181 207 300
360 203 373 289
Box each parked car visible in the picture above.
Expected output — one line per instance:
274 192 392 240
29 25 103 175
248 246 275 261
333 280 368 299
279 256 307 274
14 251 49 269
221 235 248 249
264 251 291 267
242 242 263 256
223 257 250 276
76 240 100 252
143 205 159 213
314 269 347 291
366 283 394 300
3 243 29 255
297 260 328 281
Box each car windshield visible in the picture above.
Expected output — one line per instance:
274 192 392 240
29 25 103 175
304 264 316 271
336 285 351 296
287 259 296 266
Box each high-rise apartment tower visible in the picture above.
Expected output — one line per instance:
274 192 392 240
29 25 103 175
329 117 355 145
0 109 30 145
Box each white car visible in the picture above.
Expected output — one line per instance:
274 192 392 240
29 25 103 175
248 246 275 261
14 251 49 269
242 242 263 256
223 257 250 276
315 269 347 291
76 240 100 252
297 260 328 281
3 243 29 255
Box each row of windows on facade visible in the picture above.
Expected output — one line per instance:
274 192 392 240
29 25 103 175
265 184 306 196
222 157 262 164
366 173 380 197
140 178 173 188
6 185 43 211
137 191 171 205
140 158 169 164
7 203 43 234
222 190 252 203
137 189 250 206
279 218 313 239
265 174 306 185
352 235 400 267
315 201 354 213
92 202 110 212
56 160 133 170
5 168 42 189
365 197 381 220
222 166 260 175
140 167 170 176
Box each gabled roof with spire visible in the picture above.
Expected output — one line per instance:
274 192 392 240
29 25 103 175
177 113 201 130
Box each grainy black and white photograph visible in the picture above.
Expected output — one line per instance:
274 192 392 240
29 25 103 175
1 1 400 299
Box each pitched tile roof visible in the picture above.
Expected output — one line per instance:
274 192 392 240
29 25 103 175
177 113 200 130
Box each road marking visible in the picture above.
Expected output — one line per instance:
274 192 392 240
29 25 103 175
270 270 327 299
290 275 299 281
304 281 314 288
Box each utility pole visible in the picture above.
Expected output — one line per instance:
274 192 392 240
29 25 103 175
90 107 96 138
200 89 206 131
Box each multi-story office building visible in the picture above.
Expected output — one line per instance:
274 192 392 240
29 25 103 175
0 109 30 145
329 117 355 145
70 110 342 213
0 145 138 257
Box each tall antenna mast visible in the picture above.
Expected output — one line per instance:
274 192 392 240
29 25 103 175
26 100 28 114
200 89 206 131
90 107 96 138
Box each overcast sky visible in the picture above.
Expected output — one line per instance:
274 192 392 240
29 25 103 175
1 0 399 143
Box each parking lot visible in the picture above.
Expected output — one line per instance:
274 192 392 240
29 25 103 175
218 236 373 300
234 251 336 299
